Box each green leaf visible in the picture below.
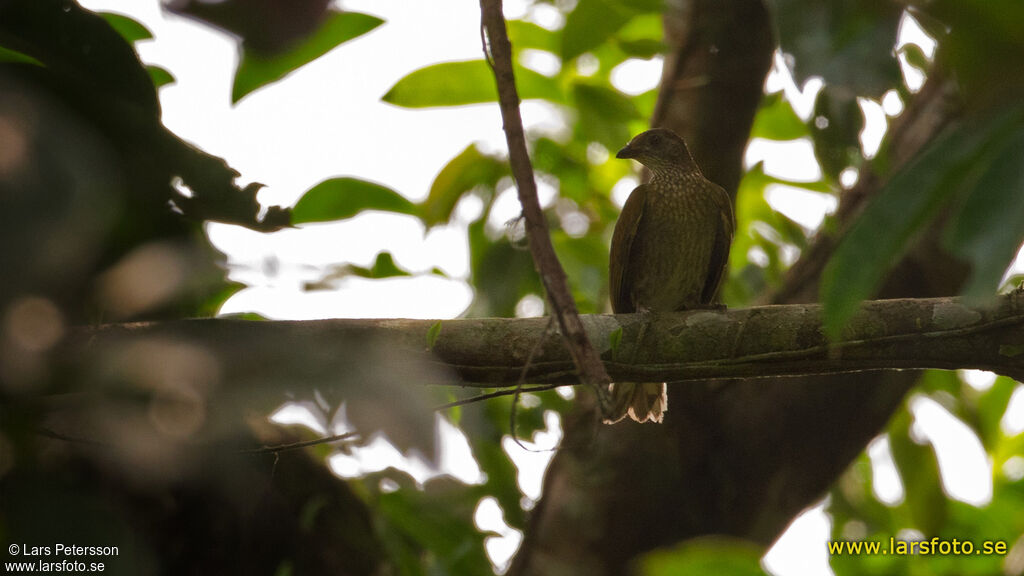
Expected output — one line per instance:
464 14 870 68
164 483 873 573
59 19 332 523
458 400 528 529
507 20 558 54
292 178 416 224
531 138 591 203
820 110 1021 339
975 376 1016 450
561 0 662 61
371 475 493 575
382 59 562 108
633 88 659 120
364 252 410 279
773 0 903 97
199 281 246 317
615 14 667 58
422 144 508 227
425 321 442 349
617 38 666 58
100 12 153 44
899 43 931 73
751 92 808 141
726 161 821 304
888 410 948 535
302 252 414 289
553 231 607 314
146 65 175 89
232 11 383 103
465 219 542 317
0 45 43 66
944 124 1024 303
811 90 864 182
640 537 767 576
609 326 623 352
572 81 640 149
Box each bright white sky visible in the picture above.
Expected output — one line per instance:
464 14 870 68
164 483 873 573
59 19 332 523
76 1 1020 574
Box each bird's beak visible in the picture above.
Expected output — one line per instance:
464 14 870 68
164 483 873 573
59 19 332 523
616 144 636 159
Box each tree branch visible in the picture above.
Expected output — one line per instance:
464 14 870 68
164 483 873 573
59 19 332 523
57 294 1024 391
478 0 613 413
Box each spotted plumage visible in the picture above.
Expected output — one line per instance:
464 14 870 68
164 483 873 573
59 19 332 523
606 129 734 424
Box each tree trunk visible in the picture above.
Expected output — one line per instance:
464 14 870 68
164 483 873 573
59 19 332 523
509 1 969 574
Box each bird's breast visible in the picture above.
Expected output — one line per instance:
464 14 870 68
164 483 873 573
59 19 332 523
626 184 724 311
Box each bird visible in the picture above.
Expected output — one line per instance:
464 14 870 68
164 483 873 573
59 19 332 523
606 128 734 424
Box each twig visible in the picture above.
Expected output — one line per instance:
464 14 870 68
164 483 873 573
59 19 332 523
510 317 557 452
237 432 360 455
478 0 614 417
36 428 108 447
434 384 560 411
36 427 360 456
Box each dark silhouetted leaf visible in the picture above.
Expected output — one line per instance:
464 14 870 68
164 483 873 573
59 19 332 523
0 1 160 116
944 124 1024 302
773 0 903 97
821 109 1023 338
292 177 416 224
168 0 333 54
232 11 383 102
383 59 562 108
811 90 864 182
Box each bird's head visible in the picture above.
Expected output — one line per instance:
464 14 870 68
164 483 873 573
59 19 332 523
616 129 698 173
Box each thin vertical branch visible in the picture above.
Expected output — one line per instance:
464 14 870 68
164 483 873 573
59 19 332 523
478 0 613 415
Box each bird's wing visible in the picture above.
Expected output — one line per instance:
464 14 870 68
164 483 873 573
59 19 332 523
610 183 648 313
700 183 736 304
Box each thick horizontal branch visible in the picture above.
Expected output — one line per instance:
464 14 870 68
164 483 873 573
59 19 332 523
57 294 1024 394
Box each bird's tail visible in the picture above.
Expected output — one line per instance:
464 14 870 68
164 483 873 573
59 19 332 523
604 382 667 424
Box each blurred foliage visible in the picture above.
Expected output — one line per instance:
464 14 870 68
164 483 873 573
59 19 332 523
822 105 1024 336
166 0 333 54
3 0 1024 574
822 0 1024 334
0 0 289 237
639 536 767 575
232 10 383 103
830 372 1024 576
